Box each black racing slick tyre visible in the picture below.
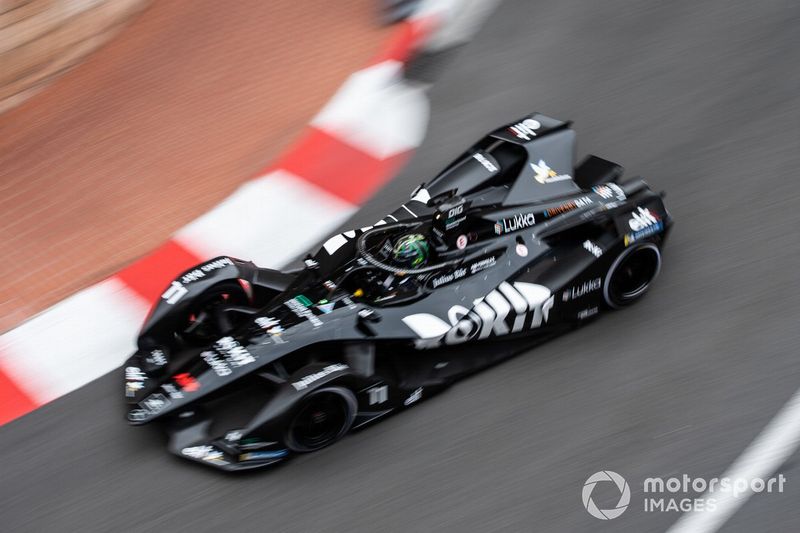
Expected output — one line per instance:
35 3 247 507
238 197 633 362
285 387 358 453
603 243 662 309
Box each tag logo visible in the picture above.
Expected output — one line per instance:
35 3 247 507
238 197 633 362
531 160 571 184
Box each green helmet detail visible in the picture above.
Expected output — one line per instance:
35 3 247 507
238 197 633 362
392 234 430 268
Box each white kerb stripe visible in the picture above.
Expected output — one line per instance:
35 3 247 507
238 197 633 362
415 0 505 52
175 169 356 268
0 278 149 403
311 60 430 160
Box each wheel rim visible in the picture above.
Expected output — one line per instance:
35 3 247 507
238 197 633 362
287 389 355 452
604 243 662 308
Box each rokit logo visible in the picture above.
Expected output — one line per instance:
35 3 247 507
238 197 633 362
402 282 554 349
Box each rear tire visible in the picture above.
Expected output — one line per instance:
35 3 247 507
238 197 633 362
285 387 357 453
603 243 662 308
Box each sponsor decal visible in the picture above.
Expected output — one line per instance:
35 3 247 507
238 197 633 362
445 204 466 230
429 255 497 289
174 372 200 392
304 258 319 269
141 393 170 414
628 206 659 231
470 256 496 275
430 267 468 289
473 152 498 172
295 294 313 307
574 196 593 208
404 388 423 406
508 118 541 141
456 234 468 250
315 300 335 314
531 159 572 184
161 281 188 305
238 437 276 450
562 277 602 302
367 385 388 405
239 450 289 462
544 200 578 218
403 282 554 349
594 185 613 199
623 207 664 246
182 445 227 464
323 280 337 291
255 316 285 344
161 383 184 400
577 307 599 320
495 212 536 235
179 257 234 284
583 240 603 258
125 366 147 397
182 445 216 459
201 350 232 377
516 243 529 257
215 336 256 368
161 258 238 304
285 297 323 327
593 183 626 201
145 349 167 367
291 364 349 391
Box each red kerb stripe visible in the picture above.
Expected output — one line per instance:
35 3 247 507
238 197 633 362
0 361 38 426
115 239 204 304
273 127 411 205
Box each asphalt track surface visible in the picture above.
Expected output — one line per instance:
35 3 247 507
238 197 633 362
2 1 799 531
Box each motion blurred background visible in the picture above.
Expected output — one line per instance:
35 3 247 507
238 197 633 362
1 0 799 531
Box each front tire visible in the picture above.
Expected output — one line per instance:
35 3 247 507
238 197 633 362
603 243 662 308
285 387 357 453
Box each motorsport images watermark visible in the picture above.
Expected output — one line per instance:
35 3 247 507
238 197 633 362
582 471 787 519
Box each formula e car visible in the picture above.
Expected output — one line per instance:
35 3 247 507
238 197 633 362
124 113 672 471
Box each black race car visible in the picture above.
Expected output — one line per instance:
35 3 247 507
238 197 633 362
124 113 672 471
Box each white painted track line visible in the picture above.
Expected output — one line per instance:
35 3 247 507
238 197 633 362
667 387 800 532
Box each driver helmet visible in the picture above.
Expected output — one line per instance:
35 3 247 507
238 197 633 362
392 233 430 268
